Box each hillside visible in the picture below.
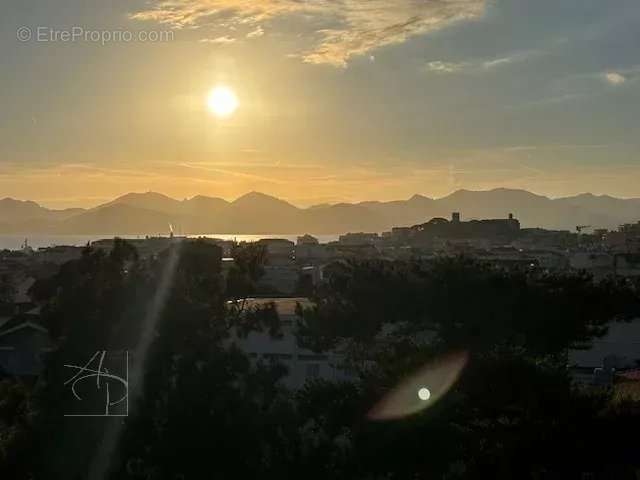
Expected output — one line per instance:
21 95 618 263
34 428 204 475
0 189 638 235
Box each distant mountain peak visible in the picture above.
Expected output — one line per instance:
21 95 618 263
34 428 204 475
409 193 433 202
445 187 548 200
572 192 613 200
232 191 296 207
183 195 229 211
235 191 279 201
97 191 183 216
0 197 41 206
112 191 177 202
189 194 225 201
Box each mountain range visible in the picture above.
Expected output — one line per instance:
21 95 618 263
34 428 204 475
0 189 639 235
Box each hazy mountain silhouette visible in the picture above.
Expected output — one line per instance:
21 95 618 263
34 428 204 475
556 193 640 221
0 189 638 235
0 198 85 234
182 195 229 216
0 198 83 222
101 192 185 215
60 204 180 235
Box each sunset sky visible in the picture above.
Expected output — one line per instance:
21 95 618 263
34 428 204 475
2 0 639 208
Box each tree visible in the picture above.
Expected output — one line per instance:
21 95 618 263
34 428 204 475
0 379 37 479
226 242 267 300
0 274 16 304
294 257 640 478
4 250 640 479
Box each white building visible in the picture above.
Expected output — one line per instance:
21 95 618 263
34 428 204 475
227 298 353 389
569 319 640 385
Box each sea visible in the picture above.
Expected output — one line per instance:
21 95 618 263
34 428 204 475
0 234 341 251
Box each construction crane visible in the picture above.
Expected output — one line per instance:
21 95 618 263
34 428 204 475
576 225 592 234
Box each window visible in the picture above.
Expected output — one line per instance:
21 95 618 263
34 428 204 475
263 353 292 361
299 354 328 361
306 363 320 379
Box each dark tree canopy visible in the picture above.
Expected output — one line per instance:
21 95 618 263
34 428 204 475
2 249 640 480
298 257 640 356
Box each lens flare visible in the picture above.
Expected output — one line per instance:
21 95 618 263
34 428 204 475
87 243 183 480
418 387 431 401
368 351 468 421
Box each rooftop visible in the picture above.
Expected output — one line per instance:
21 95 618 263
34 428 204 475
230 297 312 317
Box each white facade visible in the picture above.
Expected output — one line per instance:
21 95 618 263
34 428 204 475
228 298 353 389
569 318 640 385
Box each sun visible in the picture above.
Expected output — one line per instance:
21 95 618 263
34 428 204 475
207 86 238 118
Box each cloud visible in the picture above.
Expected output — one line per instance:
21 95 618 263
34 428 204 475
199 35 236 44
426 51 536 75
426 60 468 74
482 56 513 69
246 25 264 39
522 67 639 108
131 0 486 66
604 72 626 85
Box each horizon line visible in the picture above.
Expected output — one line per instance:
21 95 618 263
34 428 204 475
3 187 640 212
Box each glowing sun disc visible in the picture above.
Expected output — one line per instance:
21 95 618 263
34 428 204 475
207 86 238 117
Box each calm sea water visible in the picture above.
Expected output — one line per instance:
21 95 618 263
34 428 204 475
0 234 340 251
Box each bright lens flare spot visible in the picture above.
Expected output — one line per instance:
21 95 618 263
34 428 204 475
418 387 431 401
207 86 238 117
368 351 468 421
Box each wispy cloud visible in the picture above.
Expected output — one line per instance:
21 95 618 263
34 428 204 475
426 60 468 74
482 56 514 69
601 66 640 86
199 35 236 44
425 51 537 75
179 162 288 184
563 66 640 89
500 144 612 152
507 66 640 110
131 0 486 67
246 25 264 39
604 72 626 86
